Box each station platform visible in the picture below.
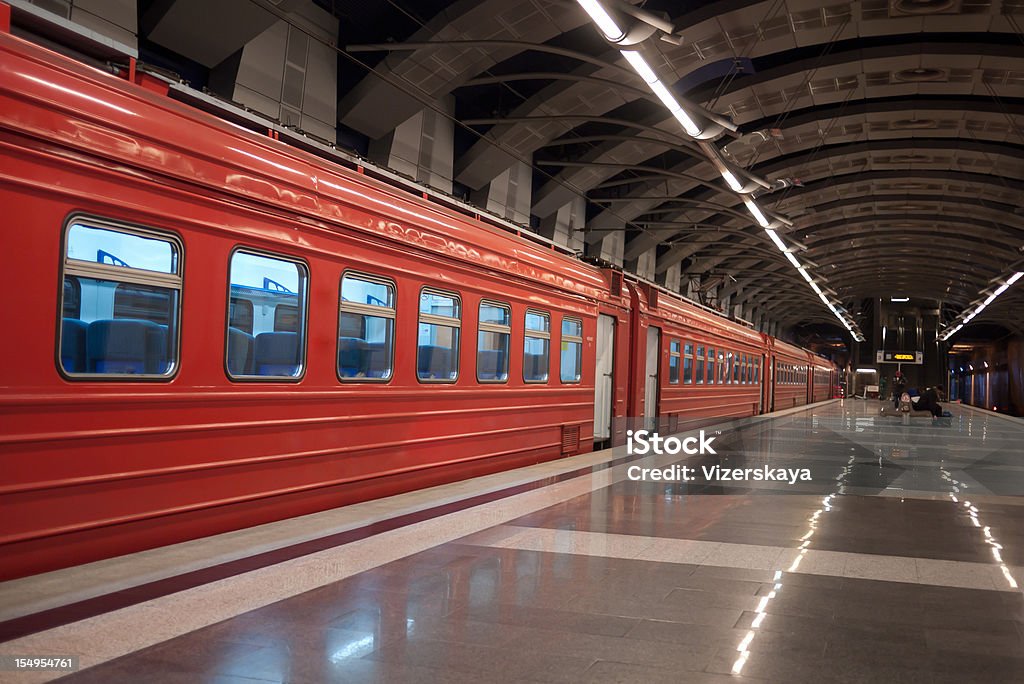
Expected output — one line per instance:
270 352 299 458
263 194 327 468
2 399 1023 683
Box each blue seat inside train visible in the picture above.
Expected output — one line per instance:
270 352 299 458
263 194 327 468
417 344 453 380
228 327 255 376
254 332 300 376
86 319 166 374
477 349 506 381
338 336 368 377
61 318 88 373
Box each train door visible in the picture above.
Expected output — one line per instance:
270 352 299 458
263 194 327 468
644 326 661 430
593 314 615 445
758 354 766 414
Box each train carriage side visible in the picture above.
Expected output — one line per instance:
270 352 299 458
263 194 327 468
626 282 769 433
810 356 835 404
0 31 609 579
768 339 813 411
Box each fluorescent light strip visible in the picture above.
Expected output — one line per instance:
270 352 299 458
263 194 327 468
577 0 625 41
577 0 863 340
620 50 657 83
940 270 1023 340
744 198 770 228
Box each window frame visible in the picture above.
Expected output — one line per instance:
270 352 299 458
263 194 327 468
695 345 705 385
668 339 681 385
523 308 551 384
706 347 716 385
559 316 584 384
683 342 694 385
416 287 462 384
477 299 512 384
57 215 183 381
224 246 310 382
337 271 397 383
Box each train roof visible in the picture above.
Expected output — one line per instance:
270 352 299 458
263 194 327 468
0 31 609 303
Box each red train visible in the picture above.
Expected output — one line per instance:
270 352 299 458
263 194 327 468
0 26 836 579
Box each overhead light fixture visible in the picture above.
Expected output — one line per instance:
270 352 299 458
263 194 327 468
940 269 1023 340
764 227 786 250
890 297 909 302
577 0 625 42
744 199 770 229
575 0 861 341
856 368 876 373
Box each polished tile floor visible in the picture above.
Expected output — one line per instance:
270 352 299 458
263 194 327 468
3 399 1024 683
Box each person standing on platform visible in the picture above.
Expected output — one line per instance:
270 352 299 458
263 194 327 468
893 371 906 408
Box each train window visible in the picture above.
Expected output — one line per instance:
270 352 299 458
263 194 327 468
59 219 181 378
707 347 716 385
523 309 550 383
733 354 741 384
338 273 395 382
478 301 511 383
719 351 726 384
418 289 461 382
695 346 705 384
669 340 681 384
739 353 746 384
683 342 693 384
229 297 254 334
226 250 307 380
754 358 760 384
560 317 583 383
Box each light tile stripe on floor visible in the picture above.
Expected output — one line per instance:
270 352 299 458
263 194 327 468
462 525 1024 593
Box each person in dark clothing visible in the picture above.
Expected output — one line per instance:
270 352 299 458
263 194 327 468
915 386 944 418
892 372 907 408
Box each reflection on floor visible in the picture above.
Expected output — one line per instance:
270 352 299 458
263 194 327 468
2 399 1024 683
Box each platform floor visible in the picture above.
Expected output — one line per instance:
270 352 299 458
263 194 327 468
2 399 1024 683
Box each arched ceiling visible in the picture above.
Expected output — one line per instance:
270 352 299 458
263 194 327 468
333 0 1024 337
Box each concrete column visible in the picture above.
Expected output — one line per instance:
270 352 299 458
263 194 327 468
227 2 338 143
49 0 138 50
587 231 624 268
476 160 532 225
538 196 585 252
370 97 455 194
657 262 681 293
627 248 656 282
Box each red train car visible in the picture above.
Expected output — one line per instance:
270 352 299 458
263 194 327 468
0 26 837 579
0 30 611 579
630 283 767 433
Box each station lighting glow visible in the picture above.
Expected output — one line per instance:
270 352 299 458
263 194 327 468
939 270 1023 341
856 368 877 373
890 297 909 302
744 198 771 228
575 0 864 342
576 0 625 42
